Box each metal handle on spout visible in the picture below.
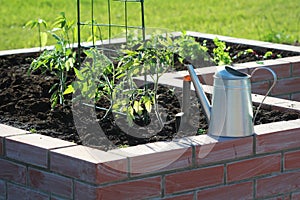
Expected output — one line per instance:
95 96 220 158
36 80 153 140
251 67 277 123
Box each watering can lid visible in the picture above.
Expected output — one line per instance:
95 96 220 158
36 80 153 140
214 66 250 80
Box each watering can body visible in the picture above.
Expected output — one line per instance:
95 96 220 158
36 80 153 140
208 67 253 137
187 65 277 138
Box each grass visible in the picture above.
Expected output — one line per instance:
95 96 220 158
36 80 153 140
1 0 300 50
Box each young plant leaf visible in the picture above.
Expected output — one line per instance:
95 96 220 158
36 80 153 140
74 68 84 81
133 100 143 115
63 85 75 95
143 96 152 113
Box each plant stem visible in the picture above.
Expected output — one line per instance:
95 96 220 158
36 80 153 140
38 24 42 52
153 61 164 128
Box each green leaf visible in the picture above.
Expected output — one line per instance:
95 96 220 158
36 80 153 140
82 82 89 93
127 111 134 127
133 100 143 115
128 106 134 118
144 99 152 113
38 18 47 28
65 57 74 71
51 32 61 42
50 91 58 109
49 83 58 93
256 61 264 65
141 95 152 113
63 85 75 95
25 20 37 29
74 68 84 81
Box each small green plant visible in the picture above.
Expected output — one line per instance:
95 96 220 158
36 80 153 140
115 33 176 126
197 128 206 135
29 128 37 133
51 12 77 49
173 32 209 66
114 33 211 126
118 144 129 148
263 51 281 59
64 48 115 118
25 18 48 51
212 38 232 66
234 48 254 58
28 42 76 108
28 12 76 109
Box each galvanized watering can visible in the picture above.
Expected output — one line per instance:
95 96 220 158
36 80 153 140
187 65 277 137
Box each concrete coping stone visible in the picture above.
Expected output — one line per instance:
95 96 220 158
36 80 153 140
6 133 75 150
109 140 191 157
0 124 28 137
51 145 127 164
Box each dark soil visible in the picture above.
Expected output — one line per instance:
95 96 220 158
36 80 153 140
1 40 300 151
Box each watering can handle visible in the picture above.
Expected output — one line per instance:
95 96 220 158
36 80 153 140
251 66 277 123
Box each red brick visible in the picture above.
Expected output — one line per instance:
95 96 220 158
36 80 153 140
110 141 193 175
0 140 2 157
256 128 300 154
292 61 300 77
250 63 291 82
274 94 291 100
197 181 253 200
196 136 253 165
163 192 194 200
28 168 73 199
285 150 300 170
7 183 49 200
198 73 214 85
74 182 98 200
227 154 281 182
256 171 300 198
292 191 300 200
50 145 127 184
251 81 271 96
265 195 290 200
271 63 291 79
280 195 290 200
0 180 5 197
0 159 26 184
6 134 74 168
272 77 300 95
291 92 300 101
74 177 161 200
132 147 193 175
50 196 68 200
165 165 224 194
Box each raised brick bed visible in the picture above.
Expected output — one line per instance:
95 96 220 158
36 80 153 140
1 33 300 199
1 112 300 199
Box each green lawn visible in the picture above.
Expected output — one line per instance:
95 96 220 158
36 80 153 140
1 0 299 50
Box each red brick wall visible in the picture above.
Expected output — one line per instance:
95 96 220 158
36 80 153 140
1 115 300 200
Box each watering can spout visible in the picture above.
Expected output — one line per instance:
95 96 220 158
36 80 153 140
187 65 212 123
